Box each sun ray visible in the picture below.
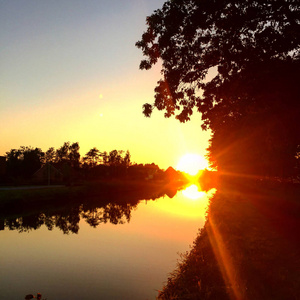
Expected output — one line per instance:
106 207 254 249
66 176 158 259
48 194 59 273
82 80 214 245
207 215 244 300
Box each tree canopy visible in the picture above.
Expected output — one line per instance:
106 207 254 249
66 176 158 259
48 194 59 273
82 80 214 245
137 0 300 176
6 146 44 178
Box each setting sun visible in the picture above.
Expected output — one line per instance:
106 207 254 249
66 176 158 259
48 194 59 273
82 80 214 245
176 153 209 175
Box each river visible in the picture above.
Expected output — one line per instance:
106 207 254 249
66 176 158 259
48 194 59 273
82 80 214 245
0 184 215 300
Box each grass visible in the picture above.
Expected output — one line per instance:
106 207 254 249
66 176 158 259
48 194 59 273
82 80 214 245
157 178 300 300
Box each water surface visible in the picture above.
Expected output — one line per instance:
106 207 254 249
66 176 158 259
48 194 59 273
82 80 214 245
0 185 215 300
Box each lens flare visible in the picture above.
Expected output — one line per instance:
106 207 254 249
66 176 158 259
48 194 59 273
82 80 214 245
176 153 209 175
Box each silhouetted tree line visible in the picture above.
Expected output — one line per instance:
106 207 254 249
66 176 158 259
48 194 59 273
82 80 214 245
3 142 82 184
1 142 169 184
5 146 45 179
137 0 300 179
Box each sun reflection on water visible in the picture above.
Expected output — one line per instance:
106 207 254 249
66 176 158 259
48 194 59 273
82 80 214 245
182 184 207 200
152 184 216 220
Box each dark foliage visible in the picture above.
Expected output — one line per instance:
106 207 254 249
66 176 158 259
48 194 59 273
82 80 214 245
6 147 44 179
3 143 137 184
137 0 300 175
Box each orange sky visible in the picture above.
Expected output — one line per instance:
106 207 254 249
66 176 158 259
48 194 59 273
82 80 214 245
0 0 211 170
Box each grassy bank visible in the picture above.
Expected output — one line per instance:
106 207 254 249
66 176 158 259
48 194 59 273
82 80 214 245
158 179 300 300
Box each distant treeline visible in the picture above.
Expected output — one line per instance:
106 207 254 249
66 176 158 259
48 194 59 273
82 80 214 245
0 142 179 185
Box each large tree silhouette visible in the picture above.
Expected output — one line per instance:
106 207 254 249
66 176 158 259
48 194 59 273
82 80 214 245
84 147 102 167
6 146 44 178
137 0 300 176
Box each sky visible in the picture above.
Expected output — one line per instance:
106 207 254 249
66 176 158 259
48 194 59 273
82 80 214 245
0 0 211 170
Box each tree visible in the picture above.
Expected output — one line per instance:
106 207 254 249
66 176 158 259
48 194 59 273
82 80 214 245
107 150 124 167
137 0 300 175
21 147 45 176
68 142 80 169
84 147 102 168
45 147 56 163
101 150 132 178
6 146 44 178
56 142 81 168
206 59 300 176
5 148 22 177
56 142 70 163
122 150 132 167
102 151 109 166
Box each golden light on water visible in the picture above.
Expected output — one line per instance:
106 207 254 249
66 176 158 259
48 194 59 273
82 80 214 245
153 185 216 220
182 184 206 200
176 153 209 176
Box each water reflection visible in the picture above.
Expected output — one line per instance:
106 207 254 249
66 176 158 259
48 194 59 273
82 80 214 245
182 184 207 199
81 203 133 227
0 202 138 234
1 183 217 300
0 183 216 234
154 185 216 220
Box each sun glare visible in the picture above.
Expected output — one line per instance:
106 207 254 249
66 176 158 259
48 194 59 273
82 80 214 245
176 153 209 176
182 184 206 200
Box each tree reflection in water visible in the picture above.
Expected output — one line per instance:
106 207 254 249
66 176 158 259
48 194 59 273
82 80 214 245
82 203 134 227
0 182 181 234
0 202 139 234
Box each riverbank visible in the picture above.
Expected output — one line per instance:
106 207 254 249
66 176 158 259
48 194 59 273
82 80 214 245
158 179 300 300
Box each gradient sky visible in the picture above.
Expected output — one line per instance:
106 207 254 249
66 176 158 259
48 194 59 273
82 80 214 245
0 0 211 170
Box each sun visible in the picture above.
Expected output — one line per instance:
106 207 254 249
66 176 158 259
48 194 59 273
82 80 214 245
176 153 209 176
